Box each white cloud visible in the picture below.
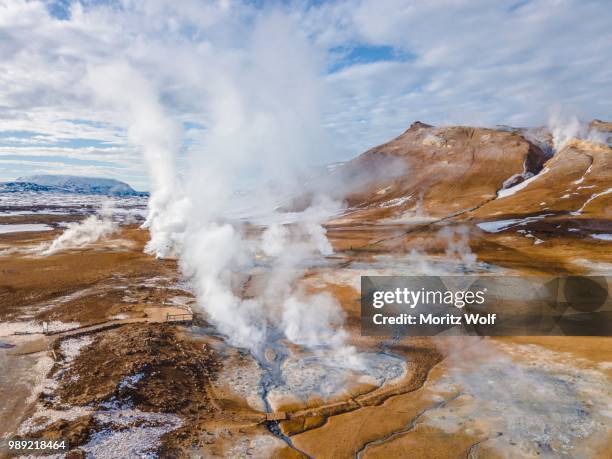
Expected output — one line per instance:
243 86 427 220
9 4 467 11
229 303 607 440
0 0 610 187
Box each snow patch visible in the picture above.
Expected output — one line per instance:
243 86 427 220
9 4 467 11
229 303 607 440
571 188 612 216
19 406 92 435
477 214 552 233
118 372 145 390
60 336 94 363
496 167 549 199
0 320 80 337
0 224 54 234
110 313 129 320
23 355 56 408
379 195 412 208
80 409 182 458
591 234 612 241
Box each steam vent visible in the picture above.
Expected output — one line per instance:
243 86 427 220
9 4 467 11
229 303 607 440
1 1 611 458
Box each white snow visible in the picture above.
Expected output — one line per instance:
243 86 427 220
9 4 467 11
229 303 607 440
23 355 57 407
19 406 92 435
118 372 145 390
0 320 80 337
80 409 182 458
0 191 147 209
477 214 552 233
379 195 412 208
111 313 130 320
572 164 593 185
325 161 346 172
496 167 549 199
0 209 71 216
60 336 94 363
165 295 194 308
571 188 612 216
0 224 54 234
591 234 612 241
16 175 137 195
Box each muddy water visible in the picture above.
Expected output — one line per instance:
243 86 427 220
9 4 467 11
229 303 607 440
360 340 612 458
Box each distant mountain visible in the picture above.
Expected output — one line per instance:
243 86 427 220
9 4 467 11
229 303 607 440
322 119 610 223
0 175 147 196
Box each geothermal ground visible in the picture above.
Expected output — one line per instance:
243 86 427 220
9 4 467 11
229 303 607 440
1 122 611 458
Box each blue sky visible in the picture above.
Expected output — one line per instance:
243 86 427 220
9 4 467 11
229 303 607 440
0 0 610 190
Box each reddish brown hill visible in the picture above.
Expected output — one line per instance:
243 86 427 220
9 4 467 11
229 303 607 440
469 139 611 220
338 122 549 222
326 121 611 274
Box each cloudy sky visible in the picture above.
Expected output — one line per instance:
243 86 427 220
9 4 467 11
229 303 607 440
0 0 610 190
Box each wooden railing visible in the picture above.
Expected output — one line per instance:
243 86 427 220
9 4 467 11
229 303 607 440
165 313 193 322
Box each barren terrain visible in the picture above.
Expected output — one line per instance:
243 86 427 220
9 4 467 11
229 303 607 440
1 121 611 458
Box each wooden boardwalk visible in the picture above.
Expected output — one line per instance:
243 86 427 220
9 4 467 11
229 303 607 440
8 305 193 356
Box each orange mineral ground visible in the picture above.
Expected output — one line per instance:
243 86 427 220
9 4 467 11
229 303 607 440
1 121 610 458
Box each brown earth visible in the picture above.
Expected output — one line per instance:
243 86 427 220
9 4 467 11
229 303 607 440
336 122 549 221
1 120 611 458
469 139 611 219
3 218 609 457
0 225 183 324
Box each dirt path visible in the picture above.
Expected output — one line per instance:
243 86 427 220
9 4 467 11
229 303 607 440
0 305 195 441
8 305 193 356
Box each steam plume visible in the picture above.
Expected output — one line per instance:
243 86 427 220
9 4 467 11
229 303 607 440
548 107 610 150
84 12 360 364
438 225 477 267
43 202 117 256
86 62 184 259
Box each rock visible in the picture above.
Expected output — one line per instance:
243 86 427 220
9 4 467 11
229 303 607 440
337 123 548 221
470 139 611 219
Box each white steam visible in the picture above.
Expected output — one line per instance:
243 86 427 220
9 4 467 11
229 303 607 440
282 291 345 348
261 224 289 257
84 12 360 365
42 202 117 256
438 225 477 267
86 62 184 259
548 108 609 151
256 199 359 365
